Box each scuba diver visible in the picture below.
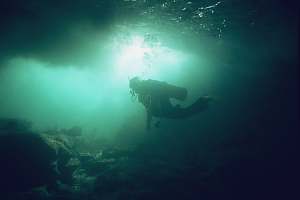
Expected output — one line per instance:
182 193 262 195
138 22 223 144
129 77 213 130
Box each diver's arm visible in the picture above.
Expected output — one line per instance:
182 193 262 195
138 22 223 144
146 109 152 131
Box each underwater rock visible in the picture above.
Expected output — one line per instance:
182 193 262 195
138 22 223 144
0 132 75 196
0 118 32 134
22 186 52 200
91 154 213 200
51 126 82 137
101 147 132 160
0 132 56 194
63 126 82 137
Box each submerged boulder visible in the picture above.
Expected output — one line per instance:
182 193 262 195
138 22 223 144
0 118 32 134
0 131 74 196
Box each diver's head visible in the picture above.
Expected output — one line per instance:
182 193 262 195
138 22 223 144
129 76 141 92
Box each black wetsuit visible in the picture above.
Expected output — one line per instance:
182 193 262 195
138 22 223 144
136 79 209 119
139 93 209 119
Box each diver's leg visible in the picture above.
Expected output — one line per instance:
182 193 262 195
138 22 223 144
186 96 212 113
166 96 212 119
158 98 186 119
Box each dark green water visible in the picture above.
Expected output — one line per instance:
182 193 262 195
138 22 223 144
0 0 298 199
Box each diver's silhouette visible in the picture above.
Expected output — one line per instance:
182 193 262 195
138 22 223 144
129 77 212 130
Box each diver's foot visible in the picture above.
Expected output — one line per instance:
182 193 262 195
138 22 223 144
192 96 213 111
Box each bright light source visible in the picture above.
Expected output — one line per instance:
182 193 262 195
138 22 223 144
115 36 152 79
110 31 188 82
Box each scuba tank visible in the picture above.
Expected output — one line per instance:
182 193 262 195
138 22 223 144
164 83 187 101
145 79 188 101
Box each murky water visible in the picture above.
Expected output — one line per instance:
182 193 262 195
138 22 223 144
0 0 298 199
